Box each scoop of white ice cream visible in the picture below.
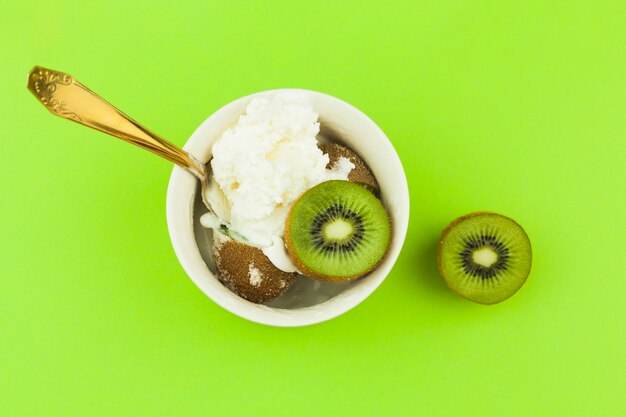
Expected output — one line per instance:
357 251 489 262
209 96 353 246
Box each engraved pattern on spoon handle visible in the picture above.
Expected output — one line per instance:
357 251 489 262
26 66 205 178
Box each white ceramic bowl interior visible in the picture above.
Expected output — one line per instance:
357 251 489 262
166 89 409 326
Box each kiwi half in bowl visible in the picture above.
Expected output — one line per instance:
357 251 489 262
437 212 532 304
285 180 391 282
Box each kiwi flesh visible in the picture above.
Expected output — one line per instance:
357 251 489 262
319 143 379 193
285 180 391 282
437 212 532 304
212 231 296 303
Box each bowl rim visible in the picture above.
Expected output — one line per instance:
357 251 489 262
166 88 409 327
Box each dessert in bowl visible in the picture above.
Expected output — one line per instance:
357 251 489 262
166 89 409 326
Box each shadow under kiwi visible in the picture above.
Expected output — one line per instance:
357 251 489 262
410 229 451 297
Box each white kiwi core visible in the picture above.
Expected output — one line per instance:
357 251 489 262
472 247 498 267
324 219 353 241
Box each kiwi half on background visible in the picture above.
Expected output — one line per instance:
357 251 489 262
285 180 391 282
437 212 532 304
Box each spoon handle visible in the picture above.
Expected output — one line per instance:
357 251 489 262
26 66 206 179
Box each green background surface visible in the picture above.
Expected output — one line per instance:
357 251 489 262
1 1 624 416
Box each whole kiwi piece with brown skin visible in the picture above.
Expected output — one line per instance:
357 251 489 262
212 232 297 304
319 143 379 193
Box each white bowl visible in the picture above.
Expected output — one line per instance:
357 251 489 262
166 89 409 327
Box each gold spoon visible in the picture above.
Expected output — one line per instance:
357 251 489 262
26 65 253 245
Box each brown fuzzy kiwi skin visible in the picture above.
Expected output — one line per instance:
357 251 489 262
319 143 379 193
212 232 296 304
284 189 392 283
436 211 532 305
